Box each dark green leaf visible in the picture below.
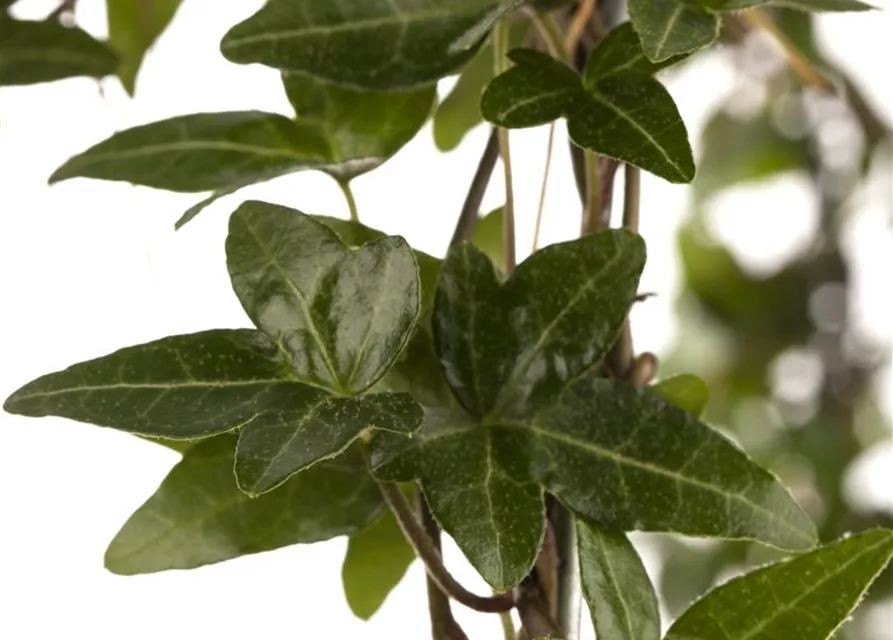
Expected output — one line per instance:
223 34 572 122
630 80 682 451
577 520 660 640
472 206 505 272
342 507 416 620
568 73 695 184
583 22 687 86
435 231 646 415
235 392 422 495
107 0 182 94
480 48 585 128
282 72 436 181
448 0 524 53
49 111 330 192
226 200 421 395
627 0 718 62
0 18 118 85
653 374 709 418
220 0 500 90
497 378 817 550
105 436 383 574
3 330 305 440
664 529 893 640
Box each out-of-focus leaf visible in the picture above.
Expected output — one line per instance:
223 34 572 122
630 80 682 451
654 374 709 418
107 0 183 95
472 206 504 272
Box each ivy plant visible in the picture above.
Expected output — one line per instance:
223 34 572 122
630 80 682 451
2 0 890 639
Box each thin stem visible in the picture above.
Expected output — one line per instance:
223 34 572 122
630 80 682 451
623 165 641 232
526 10 569 62
739 9 834 94
564 0 595 55
531 123 556 252
515 574 562 639
419 494 469 640
499 611 516 640
379 482 515 613
450 128 500 247
549 500 581 640
337 179 359 223
583 151 602 234
494 22 517 272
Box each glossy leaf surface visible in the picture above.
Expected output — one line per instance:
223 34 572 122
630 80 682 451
654 374 709 418
342 508 415 620
583 22 686 85
577 520 660 640
664 529 893 640
282 73 436 181
3 330 301 439
499 378 817 550
105 436 383 574
50 111 330 192
226 201 420 395
107 0 182 94
221 0 500 90
628 0 718 62
0 18 118 85
235 392 422 495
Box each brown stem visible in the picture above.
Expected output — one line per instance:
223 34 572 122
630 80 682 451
515 575 562 639
450 129 500 247
380 482 515 613
419 494 469 640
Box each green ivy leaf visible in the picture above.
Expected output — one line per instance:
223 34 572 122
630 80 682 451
481 50 694 183
500 378 817 550
220 0 502 90
226 201 421 395
106 0 182 95
235 392 422 495
3 329 304 440
577 520 661 640
342 507 416 620
627 0 719 62
0 18 118 85
567 73 695 184
472 206 505 272
448 0 524 53
282 73 436 181
105 436 383 575
582 22 687 84
653 374 709 418
435 232 645 415
664 529 893 640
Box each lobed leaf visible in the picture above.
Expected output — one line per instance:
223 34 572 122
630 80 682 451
664 529 893 640
226 201 421 395
577 520 661 640
582 22 688 86
105 436 383 574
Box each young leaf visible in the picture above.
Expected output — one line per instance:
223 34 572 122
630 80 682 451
106 0 182 95
3 329 307 440
342 508 416 620
664 529 893 640
282 73 436 181
235 392 422 495
577 520 661 640
480 48 585 129
105 436 383 575
49 111 330 192
567 73 695 184
498 378 818 551
627 0 719 62
0 18 118 86
435 231 646 415
582 22 688 86
653 374 709 418
226 201 421 395
220 0 500 90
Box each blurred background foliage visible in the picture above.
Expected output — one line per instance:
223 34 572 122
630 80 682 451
656 8 891 639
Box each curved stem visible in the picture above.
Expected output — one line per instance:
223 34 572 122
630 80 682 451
563 0 595 56
450 128 500 246
526 10 569 62
532 123 556 252
379 482 515 613
337 179 359 223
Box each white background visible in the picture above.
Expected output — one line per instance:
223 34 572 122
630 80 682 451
0 1 890 638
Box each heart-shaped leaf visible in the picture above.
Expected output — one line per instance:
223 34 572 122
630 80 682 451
664 529 893 640
105 436 383 575
226 200 421 395
653 374 709 418
3 329 305 440
435 231 646 415
106 0 183 94
497 378 817 550
220 0 501 90
342 506 416 620
577 520 661 640
235 392 422 495
628 0 719 62
0 18 118 85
